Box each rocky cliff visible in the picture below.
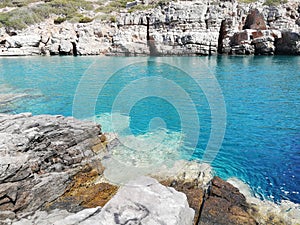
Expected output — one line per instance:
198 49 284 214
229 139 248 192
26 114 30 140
0 113 299 225
0 0 299 56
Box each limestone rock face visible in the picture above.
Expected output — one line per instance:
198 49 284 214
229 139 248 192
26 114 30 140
162 179 204 225
85 176 195 225
10 207 101 225
243 9 267 30
6 35 41 48
275 31 300 54
0 113 102 216
0 1 299 56
59 40 73 55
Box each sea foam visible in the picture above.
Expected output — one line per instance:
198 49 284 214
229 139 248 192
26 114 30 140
228 177 300 225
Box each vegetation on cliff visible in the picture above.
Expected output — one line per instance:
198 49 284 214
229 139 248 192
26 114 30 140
0 0 292 30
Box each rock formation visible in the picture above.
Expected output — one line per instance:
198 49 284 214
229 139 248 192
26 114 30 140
0 113 104 220
90 176 195 225
0 0 299 56
0 113 299 225
199 177 257 225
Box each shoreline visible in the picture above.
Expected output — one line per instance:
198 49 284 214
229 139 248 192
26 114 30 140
0 113 299 225
0 0 299 57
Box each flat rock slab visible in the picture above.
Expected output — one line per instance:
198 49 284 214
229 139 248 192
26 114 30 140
81 176 195 225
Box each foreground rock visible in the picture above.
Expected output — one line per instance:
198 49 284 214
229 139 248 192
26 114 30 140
228 178 300 225
0 113 103 218
199 177 257 225
0 113 298 225
8 177 194 225
87 176 194 225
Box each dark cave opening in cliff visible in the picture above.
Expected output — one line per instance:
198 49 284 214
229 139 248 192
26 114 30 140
72 42 78 56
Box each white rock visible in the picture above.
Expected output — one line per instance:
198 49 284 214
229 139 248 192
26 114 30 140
53 208 101 225
8 35 41 47
59 40 73 54
80 176 194 225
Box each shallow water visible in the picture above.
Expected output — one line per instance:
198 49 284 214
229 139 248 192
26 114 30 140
0 56 299 204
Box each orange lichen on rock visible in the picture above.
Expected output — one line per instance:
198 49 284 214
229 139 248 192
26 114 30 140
63 165 118 207
91 135 107 153
91 134 108 153
48 164 118 210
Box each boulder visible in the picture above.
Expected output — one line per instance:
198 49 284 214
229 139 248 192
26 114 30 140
85 176 194 225
231 44 255 55
231 30 252 46
198 176 257 225
5 35 41 48
275 31 300 55
49 43 60 55
253 39 275 55
162 179 204 225
59 40 73 55
296 18 300 26
243 9 267 30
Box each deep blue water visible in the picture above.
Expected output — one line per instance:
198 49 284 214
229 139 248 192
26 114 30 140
0 56 299 204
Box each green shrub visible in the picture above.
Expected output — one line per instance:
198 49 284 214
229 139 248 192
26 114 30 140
128 4 153 13
263 0 287 6
0 0 94 29
54 16 66 24
0 7 44 29
110 15 117 23
96 0 127 13
0 0 42 8
238 0 257 3
98 14 116 23
79 16 93 23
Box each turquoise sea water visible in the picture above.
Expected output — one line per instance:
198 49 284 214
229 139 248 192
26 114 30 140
0 56 299 204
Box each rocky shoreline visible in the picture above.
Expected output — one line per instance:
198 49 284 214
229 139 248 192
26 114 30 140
0 113 299 225
0 0 299 56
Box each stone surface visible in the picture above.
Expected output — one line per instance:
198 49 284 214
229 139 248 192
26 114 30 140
228 177 300 225
0 113 102 217
243 9 267 30
7 177 194 225
161 179 204 225
275 31 300 54
84 176 194 225
10 208 100 225
198 176 257 225
47 165 118 211
0 113 298 225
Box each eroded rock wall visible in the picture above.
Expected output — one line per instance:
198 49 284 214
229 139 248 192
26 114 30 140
0 0 299 56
